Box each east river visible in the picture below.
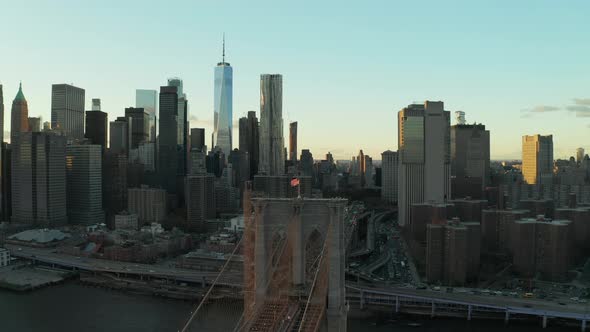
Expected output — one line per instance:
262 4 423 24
0 283 577 332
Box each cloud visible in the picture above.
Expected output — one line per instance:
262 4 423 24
520 105 560 118
574 98 590 106
521 105 561 114
566 105 590 117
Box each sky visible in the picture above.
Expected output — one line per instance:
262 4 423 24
1 0 589 160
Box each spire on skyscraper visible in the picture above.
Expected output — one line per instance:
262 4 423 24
15 81 26 101
222 33 225 64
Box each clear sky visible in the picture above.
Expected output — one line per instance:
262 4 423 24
1 0 589 160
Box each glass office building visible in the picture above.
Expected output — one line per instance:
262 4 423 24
213 43 233 158
136 89 158 142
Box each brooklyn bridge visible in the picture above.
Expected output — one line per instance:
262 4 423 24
180 184 348 332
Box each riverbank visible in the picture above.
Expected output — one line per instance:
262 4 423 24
78 273 211 301
1 282 579 332
0 264 77 292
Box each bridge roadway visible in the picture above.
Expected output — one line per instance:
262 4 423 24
5 245 241 287
347 285 590 330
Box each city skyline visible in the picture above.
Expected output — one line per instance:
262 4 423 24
1 1 590 160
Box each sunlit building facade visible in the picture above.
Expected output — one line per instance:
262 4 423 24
522 134 553 185
259 74 284 176
398 101 451 227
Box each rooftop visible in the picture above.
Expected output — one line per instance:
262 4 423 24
8 229 70 243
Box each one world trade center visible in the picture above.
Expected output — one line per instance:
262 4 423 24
213 36 233 158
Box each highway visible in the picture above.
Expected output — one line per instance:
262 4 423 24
8 244 590 324
5 244 241 286
348 284 590 319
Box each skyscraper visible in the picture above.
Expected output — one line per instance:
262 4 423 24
109 117 130 154
213 36 233 157
28 117 41 132
451 119 490 189
85 109 108 149
259 74 284 176
300 149 314 178
0 84 4 143
66 144 104 225
577 148 585 164
10 83 29 144
103 151 128 220
136 89 158 142
167 78 188 176
125 107 150 149
381 150 398 203
190 128 205 152
185 174 215 232
289 121 297 161
158 85 179 194
239 111 259 178
51 84 85 139
0 85 3 219
12 132 67 226
522 135 553 185
91 98 101 111
398 101 451 227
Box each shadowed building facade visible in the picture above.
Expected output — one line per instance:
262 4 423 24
451 121 490 193
11 132 67 226
239 111 260 179
51 84 85 140
66 144 104 225
243 191 347 331
85 109 108 149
